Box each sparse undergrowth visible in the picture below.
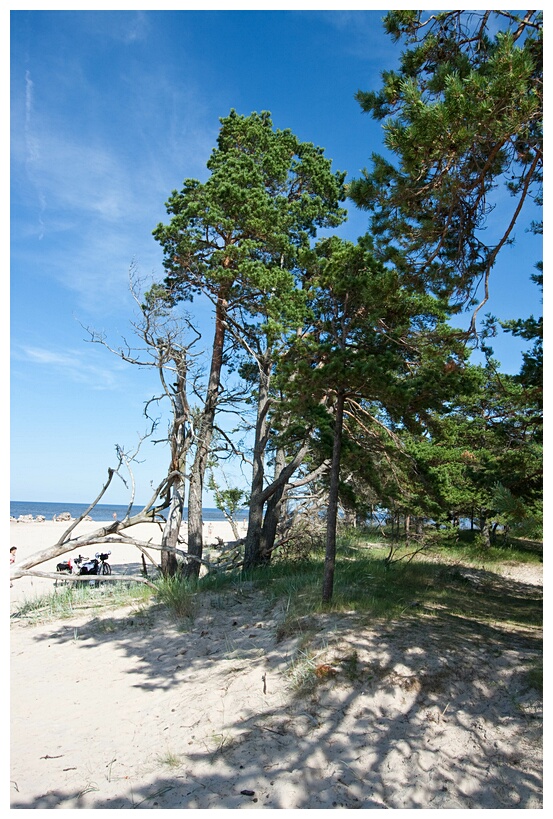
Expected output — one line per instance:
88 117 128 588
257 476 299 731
10 580 154 624
247 544 542 635
152 574 197 619
10 530 542 811
11 530 542 643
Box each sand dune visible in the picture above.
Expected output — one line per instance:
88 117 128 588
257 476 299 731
9 520 542 809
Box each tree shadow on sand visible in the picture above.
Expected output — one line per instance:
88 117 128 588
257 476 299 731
11 568 542 809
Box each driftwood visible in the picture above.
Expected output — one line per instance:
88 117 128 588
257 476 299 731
11 516 244 588
11 452 177 588
207 538 244 572
10 447 249 591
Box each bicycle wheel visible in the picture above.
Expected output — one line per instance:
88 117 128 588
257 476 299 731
101 562 112 575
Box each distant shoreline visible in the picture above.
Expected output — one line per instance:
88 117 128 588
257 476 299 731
10 500 248 523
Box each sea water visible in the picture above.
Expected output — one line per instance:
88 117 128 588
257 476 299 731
10 501 247 523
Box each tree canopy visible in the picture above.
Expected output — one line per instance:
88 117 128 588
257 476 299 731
153 110 347 576
143 16 543 599
349 10 542 329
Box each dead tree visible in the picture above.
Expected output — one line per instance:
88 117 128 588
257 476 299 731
84 267 199 575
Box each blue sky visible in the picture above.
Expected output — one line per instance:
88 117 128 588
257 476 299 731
9 7 543 507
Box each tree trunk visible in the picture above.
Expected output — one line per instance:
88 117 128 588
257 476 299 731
322 391 345 605
186 471 204 577
480 515 491 548
161 479 183 576
259 488 285 564
185 290 228 578
259 446 287 564
161 360 189 576
343 508 356 527
244 358 272 570
226 513 241 541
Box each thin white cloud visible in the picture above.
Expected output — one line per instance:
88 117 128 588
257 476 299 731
23 70 47 238
69 10 151 45
123 10 149 43
15 344 125 390
11 87 216 314
23 133 129 222
14 73 215 227
24 71 38 161
305 9 402 64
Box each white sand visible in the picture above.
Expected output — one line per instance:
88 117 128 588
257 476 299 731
9 518 243 607
9 521 543 809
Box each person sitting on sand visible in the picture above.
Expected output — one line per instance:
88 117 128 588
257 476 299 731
10 546 17 587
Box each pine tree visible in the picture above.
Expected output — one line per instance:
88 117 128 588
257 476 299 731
154 110 346 575
349 10 542 329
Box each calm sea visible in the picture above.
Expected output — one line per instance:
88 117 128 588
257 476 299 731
10 501 247 523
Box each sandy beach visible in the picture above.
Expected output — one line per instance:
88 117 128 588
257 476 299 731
9 518 241 608
9 520 543 809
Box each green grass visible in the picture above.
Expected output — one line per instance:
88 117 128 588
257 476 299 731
12 573 200 624
10 581 154 623
428 529 543 566
11 529 542 638
156 751 183 769
152 574 197 619
208 530 543 636
525 659 543 692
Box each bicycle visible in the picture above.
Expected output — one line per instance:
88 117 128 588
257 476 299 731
76 551 112 588
56 551 112 577
96 551 112 575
